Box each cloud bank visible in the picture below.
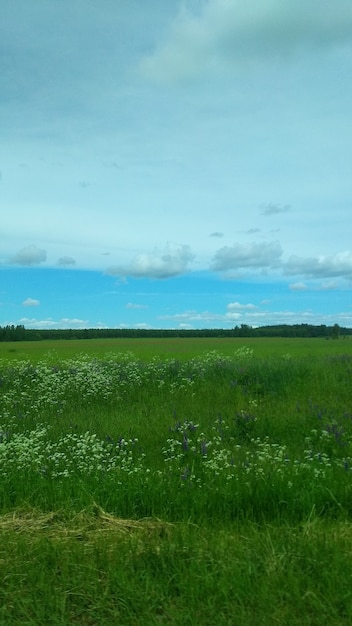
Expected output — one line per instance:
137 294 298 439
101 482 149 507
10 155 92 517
140 0 352 83
211 241 283 272
284 251 352 279
18 317 88 329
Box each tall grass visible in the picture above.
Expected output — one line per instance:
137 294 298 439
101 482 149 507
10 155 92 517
1 346 352 623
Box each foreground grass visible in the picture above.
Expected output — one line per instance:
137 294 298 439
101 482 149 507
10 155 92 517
0 345 352 623
1 507 352 625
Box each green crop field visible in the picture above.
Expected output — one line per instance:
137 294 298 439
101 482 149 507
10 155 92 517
0 339 352 624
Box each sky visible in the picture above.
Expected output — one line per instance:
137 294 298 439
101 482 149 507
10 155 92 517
1 0 352 330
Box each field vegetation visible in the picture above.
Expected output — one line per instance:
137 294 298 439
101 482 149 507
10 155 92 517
0 339 352 624
0 334 351 362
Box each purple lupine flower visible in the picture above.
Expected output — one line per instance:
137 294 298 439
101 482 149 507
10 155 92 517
181 466 190 480
200 440 207 456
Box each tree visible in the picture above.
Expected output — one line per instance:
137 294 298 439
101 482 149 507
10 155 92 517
331 324 340 340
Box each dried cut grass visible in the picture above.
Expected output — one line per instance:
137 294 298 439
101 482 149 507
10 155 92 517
0 504 174 542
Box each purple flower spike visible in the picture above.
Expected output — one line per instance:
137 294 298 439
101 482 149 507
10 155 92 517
181 466 190 480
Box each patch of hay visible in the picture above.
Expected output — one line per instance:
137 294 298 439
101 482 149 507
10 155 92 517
0 504 174 543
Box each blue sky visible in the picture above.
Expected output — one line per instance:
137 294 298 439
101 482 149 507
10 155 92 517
1 0 352 330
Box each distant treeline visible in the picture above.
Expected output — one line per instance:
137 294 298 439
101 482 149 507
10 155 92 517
0 323 350 342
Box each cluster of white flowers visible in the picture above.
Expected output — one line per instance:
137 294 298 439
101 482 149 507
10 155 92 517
0 423 142 479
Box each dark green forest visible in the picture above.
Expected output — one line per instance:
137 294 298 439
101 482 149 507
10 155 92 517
0 323 350 342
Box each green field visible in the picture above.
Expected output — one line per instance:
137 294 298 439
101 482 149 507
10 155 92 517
1 334 351 362
1 339 352 624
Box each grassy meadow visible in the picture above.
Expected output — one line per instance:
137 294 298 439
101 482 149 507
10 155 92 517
0 337 352 624
0 334 351 362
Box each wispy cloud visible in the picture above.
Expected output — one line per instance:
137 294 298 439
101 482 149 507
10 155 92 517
159 309 225 323
290 280 340 291
210 231 224 238
289 282 308 291
126 302 148 309
260 203 291 216
319 281 340 291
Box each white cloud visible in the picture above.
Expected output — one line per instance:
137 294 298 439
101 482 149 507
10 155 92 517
211 241 282 272
126 302 148 309
289 281 341 292
225 312 241 321
284 251 352 279
106 244 195 279
319 280 339 291
11 245 46 266
227 301 257 310
289 282 308 291
159 309 224 323
22 297 40 307
140 0 352 83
